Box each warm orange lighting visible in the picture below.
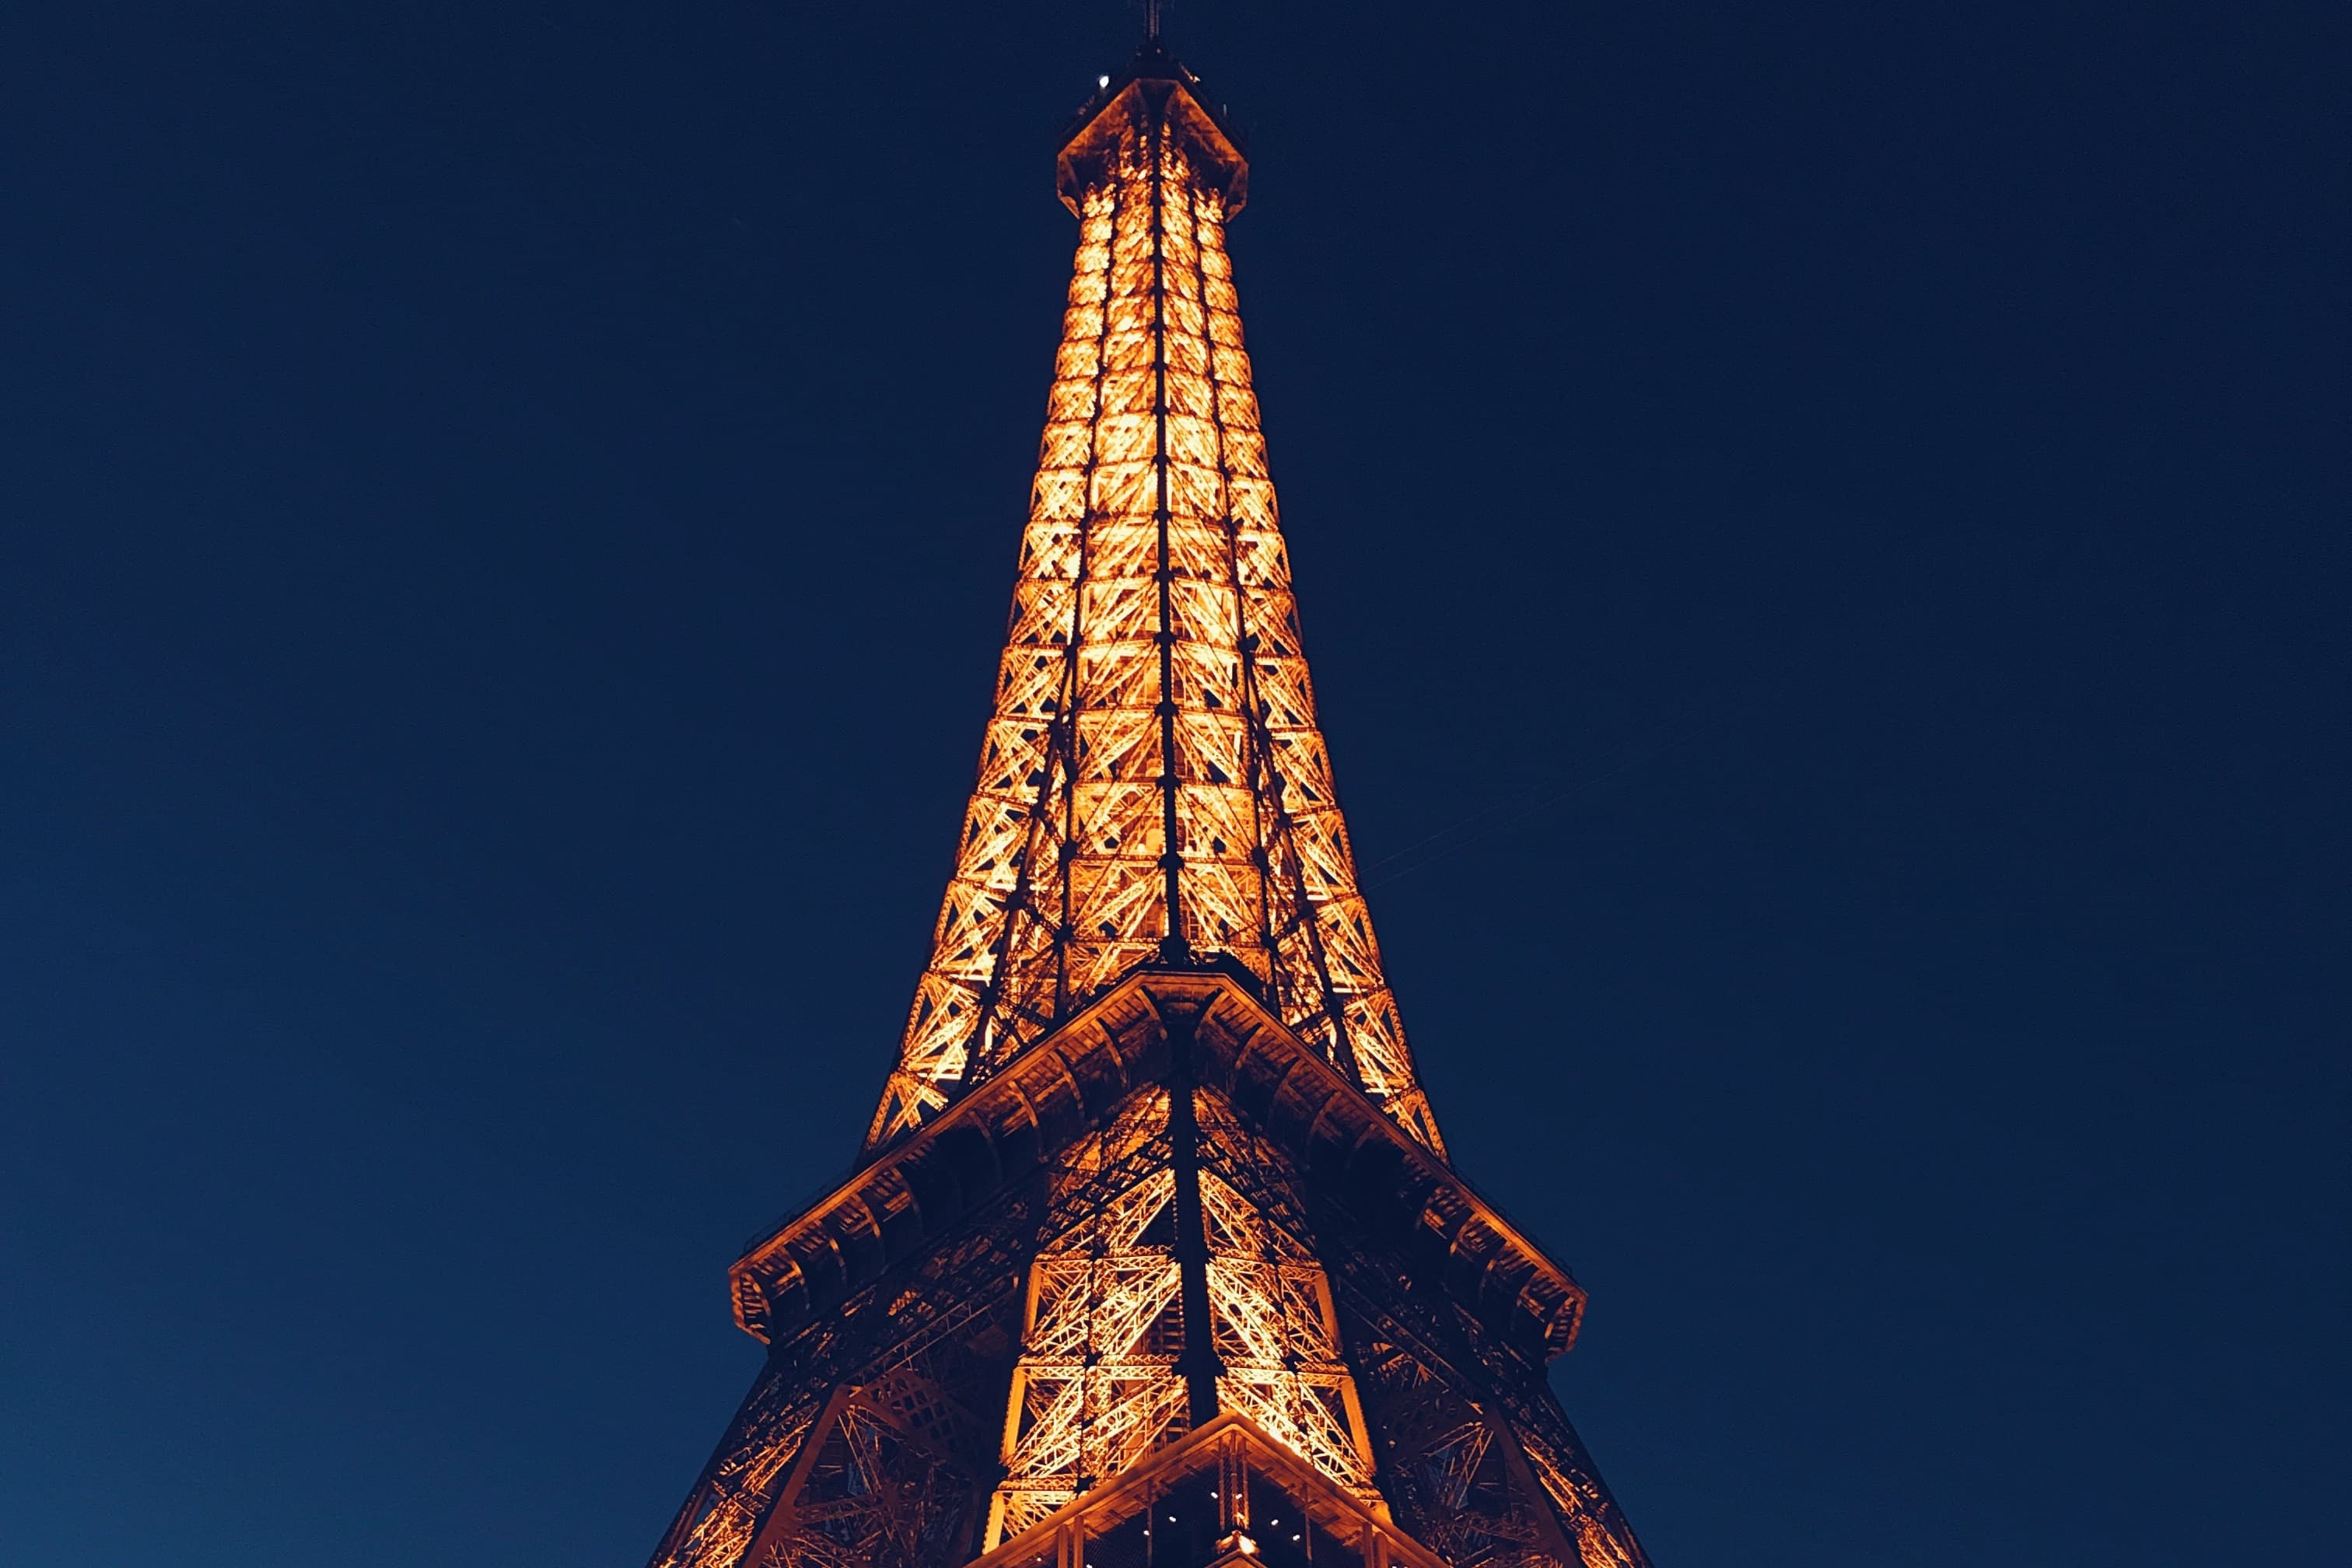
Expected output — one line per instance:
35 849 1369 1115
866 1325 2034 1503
868 76 1442 1163
983 1087 1378 1549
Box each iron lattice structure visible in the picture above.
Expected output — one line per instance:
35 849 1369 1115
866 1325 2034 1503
650 40 1650 1568
866 49 1440 1161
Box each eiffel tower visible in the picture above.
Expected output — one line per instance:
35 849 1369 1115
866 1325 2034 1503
649 29 1651 1568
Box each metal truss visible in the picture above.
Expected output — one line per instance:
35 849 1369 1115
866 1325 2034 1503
984 1083 1378 1549
649 1181 1041 1568
867 73 1440 1160
649 968 1650 1568
989 1090 1185 1541
1320 1211 1654 1568
1186 1069 1647 1568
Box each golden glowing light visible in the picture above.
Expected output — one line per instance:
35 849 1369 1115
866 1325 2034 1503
870 80 1441 1161
984 1088 1377 1549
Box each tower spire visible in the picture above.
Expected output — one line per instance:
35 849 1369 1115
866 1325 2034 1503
1146 0 1163 44
862 52 1443 1161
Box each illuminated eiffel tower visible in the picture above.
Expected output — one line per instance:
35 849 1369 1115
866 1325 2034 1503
649 29 1651 1568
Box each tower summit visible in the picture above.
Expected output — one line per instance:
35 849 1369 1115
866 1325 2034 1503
649 33 1651 1568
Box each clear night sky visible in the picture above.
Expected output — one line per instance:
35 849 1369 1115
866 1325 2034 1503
3 3 2342 1564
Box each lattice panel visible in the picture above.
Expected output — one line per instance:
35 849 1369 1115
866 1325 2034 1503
1325 1239 1654 1568
647 1185 1038 1568
985 1083 1379 1549
989 1090 1188 1543
750 1388 980 1568
866 81 1441 1160
1200 1169 1374 1495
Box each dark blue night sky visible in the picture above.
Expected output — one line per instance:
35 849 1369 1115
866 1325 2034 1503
3 4 2342 1564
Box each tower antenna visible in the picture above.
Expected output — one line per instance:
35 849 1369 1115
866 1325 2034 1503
1146 0 1162 44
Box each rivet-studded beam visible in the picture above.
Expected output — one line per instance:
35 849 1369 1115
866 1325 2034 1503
865 67 1442 1161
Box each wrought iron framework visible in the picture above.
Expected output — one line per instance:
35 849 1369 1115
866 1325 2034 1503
648 39 1650 1568
866 55 1440 1160
986 1076 1379 1548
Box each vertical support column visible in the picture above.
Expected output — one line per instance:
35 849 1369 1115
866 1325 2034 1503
1147 99 1188 965
1219 1437 1251 1535
1164 1013 1224 1428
